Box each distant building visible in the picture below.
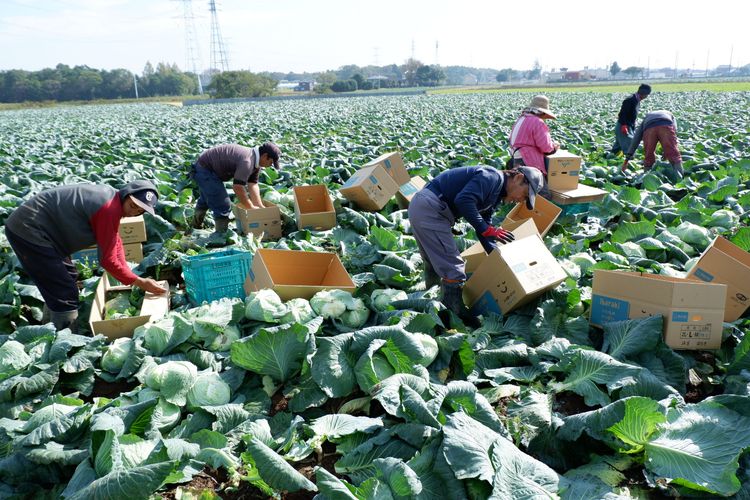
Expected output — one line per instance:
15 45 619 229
294 81 315 92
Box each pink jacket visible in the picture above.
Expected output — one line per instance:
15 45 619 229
508 113 556 174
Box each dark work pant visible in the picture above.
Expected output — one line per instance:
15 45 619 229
192 164 232 218
5 227 79 312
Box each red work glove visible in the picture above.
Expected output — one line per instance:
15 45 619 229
481 226 515 244
620 124 629 135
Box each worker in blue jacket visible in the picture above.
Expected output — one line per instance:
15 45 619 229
408 165 544 322
611 83 651 156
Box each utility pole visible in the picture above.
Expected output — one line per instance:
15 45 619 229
411 39 415 60
729 45 734 74
178 0 204 94
373 46 379 66
209 0 229 72
673 51 679 79
133 74 139 98
706 49 710 78
435 40 439 66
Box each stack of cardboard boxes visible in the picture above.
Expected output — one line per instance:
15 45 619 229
545 150 608 210
72 216 147 265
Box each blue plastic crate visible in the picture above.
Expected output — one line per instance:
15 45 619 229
181 249 252 304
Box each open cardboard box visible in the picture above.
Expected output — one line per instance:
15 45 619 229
293 185 337 231
545 149 581 191
503 195 561 237
340 163 400 211
590 270 727 350
89 272 170 340
463 233 567 315
120 216 147 244
364 152 411 186
686 236 750 322
244 248 355 300
461 218 539 275
233 201 282 240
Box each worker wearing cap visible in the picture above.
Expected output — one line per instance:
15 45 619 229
622 110 684 180
4 180 168 333
611 84 651 156
408 166 544 322
190 142 281 233
508 95 560 178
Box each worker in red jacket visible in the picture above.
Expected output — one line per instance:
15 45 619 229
4 180 167 333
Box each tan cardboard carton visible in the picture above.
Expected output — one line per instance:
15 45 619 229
590 270 727 350
463 233 567 315
503 196 561 237
686 236 750 322
293 185 337 231
545 150 581 191
365 152 411 186
339 164 400 211
549 184 608 205
73 243 143 265
89 272 169 340
461 219 540 275
120 216 147 244
244 248 356 300
396 176 427 209
233 201 282 240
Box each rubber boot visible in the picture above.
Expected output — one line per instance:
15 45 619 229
440 281 480 328
42 304 51 324
423 259 440 290
49 309 79 334
214 216 230 234
191 208 208 230
671 161 685 180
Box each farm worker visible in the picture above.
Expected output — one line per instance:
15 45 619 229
508 95 560 182
408 165 544 322
190 143 281 233
4 181 168 333
622 110 683 180
611 84 651 155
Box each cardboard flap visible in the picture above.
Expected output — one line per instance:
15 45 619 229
504 196 561 237
294 185 334 214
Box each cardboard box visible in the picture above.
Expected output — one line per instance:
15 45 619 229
396 176 427 209
503 195 561 237
461 219 540 275
545 150 582 191
549 184 608 205
364 152 410 187
339 164 400 211
293 185 337 231
463 234 567 316
590 270 727 350
120 216 147 244
686 236 750 322
72 243 143 265
233 201 282 240
89 272 169 340
244 248 356 300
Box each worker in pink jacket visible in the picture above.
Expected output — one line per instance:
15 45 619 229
508 95 560 179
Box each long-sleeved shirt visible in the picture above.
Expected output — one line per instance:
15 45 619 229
626 110 678 158
427 166 507 253
197 144 260 185
5 184 138 285
617 93 642 128
509 113 556 174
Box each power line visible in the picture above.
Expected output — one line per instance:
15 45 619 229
208 0 229 72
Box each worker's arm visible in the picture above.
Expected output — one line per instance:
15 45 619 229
232 183 255 209
247 182 264 209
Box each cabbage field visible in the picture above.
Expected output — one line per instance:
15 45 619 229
1 90 750 499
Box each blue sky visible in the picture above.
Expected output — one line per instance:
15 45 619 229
1 0 747 74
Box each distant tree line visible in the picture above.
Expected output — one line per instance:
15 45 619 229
0 62 203 103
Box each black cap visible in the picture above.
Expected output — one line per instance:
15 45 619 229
129 189 158 215
259 142 281 168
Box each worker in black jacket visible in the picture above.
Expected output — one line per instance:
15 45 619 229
610 84 651 155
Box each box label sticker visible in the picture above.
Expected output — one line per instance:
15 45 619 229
672 311 689 322
369 175 379 185
384 159 392 170
248 222 260 228
568 170 579 176
693 268 714 282
470 290 502 316
590 295 630 325
342 173 360 188
399 182 418 196
511 262 528 274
